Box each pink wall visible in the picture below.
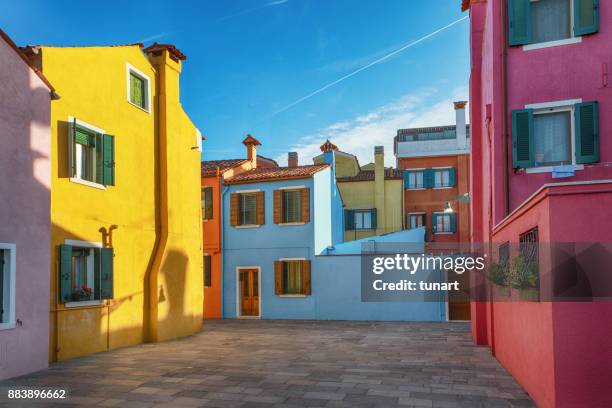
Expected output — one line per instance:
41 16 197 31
0 33 51 379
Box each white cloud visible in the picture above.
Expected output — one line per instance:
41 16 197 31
276 86 469 167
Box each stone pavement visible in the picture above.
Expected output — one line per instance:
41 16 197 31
0 320 534 407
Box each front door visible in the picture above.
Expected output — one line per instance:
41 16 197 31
239 269 259 317
448 269 471 321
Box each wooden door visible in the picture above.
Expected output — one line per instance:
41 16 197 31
448 270 471 321
239 269 259 316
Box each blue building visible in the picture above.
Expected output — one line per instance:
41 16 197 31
221 141 446 321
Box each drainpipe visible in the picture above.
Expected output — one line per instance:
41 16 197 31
220 184 230 319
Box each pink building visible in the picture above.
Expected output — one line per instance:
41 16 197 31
0 29 54 379
466 1 612 407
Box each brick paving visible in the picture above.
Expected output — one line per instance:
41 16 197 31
0 320 534 407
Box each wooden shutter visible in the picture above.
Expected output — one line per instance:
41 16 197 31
300 188 310 223
230 193 240 226
204 187 213 220
67 119 76 177
371 208 378 229
431 213 438 234
575 101 600 164
448 167 457 187
95 133 104 184
273 190 282 224
344 209 355 230
574 0 599 36
59 245 73 303
274 261 283 295
450 214 457 233
508 0 532 46
302 260 311 295
256 191 265 225
94 248 114 300
424 169 435 188
403 170 410 189
102 134 115 186
512 109 534 168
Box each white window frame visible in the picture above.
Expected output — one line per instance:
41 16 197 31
524 98 585 174
235 266 261 318
407 212 426 230
432 167 453 189
67 116 107 190
277 258 308 298
64 239 104 308
353 209 375 231
280 188 305 226
126 63 151 113
524 0 582 51
0 243 16 330
433 212 453 235
405 168 425 190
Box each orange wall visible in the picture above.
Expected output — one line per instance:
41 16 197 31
398 154 469 244
202 176 222 319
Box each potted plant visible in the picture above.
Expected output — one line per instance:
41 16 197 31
70 285 93 302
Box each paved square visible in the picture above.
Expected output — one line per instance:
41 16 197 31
1 320 534 407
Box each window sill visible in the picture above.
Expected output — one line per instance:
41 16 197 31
522 37 582 51
525 164 584 174
0 323 16 331
64 300 104 308
278 294 308 298
433 232 455 235
406 188 426 191
69 178 106 190
234 224 261 229
432 186 453 190
278 222 306 226
127 100 150 114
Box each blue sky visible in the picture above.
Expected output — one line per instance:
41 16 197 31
2 0 469 166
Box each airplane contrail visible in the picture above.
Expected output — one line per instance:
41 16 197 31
268 15 469 118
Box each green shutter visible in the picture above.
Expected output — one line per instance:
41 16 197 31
59 245 73 303
508 0 532 46
575 101 600 164
431 213 438 233
574 0 599 36
204 188 213 219
424 169 435 189
448 167 456 187
102 134 115 186
68 119 76 177
371 208 378 229
403 170 410 189
96 248 114 299
95 133 104 184
130 73 145 108
450 213 457 233
512 109 534 168
344 209 355 230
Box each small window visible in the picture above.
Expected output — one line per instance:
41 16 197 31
408 213 425 230
59 244 114 303
203 255 211 287
499 242 510 267
354 209 375 230
0 245 16 327
519 227 540 267
202 187 213 220
126 64 150 112
531 0 571 44
282 190 302 223
433 213 456 234
275 260 311 296
433 169 451 188
406 171 424 189
533 110 572 167
68 119 115 186
240 193 257 226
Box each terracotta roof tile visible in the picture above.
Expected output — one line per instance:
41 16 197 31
225 164 330 185
201 159 248 177
337 169 403 183
242 134 262 146
143 42 186 61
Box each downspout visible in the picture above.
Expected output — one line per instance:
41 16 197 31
502 0 510 217
144 54 170 343
220 183 230 320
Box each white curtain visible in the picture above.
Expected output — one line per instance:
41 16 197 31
534 111 571 166
532 0 571 43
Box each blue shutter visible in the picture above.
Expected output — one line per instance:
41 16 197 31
512 109 534 168
575 102 600 164
450 214 457 233
431 213 438 233
448 168 456 187
103 134 115 186
424 169 435 189
344 209 355 230
508 0 532 46
371 208 378 229
59 245 73 303
403 170 410 189
574 0 599 36
94 248 113 300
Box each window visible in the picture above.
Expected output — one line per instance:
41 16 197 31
499 242 510 267
432 213 456 234
68 118 115 187
282 190 302 223
126 64 150 111
274 260 311 296
512 101 599 169
534 111 572 166
345 209 377 231
202 187 213 220
59 244 114 303
203 255 211 287
0 244 16 328
405 170 424 189
532 0 571 44
408 213 426 230
433 168 453 188
519 227 540 268
240 193 257 225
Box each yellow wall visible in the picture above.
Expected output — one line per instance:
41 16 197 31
314 152 359 178
41 45 202 361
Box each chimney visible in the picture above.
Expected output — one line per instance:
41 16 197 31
454 101 468 148
374 146 385 235
242 134 262 169
288 152 298 167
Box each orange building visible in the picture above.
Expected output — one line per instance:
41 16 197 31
201 136 277 319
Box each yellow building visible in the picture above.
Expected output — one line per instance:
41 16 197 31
314 141 404 241
24 43 203 361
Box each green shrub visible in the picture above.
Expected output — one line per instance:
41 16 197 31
488 262 508 286
507 255 539 289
